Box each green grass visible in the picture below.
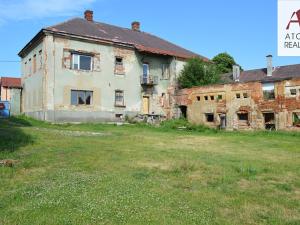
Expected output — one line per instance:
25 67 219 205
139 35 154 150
0 117 299 225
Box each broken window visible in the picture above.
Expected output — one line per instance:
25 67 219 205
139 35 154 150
236 93 241 99
210 96 214 100
114 56 125 75
115 114 123 119
72 53 92 71
238 113 248 121
262 83 275 100
162 64 170 79
217 95 223 100
115 57 123 66
205 113 214 122
293 112 300 127
71 90 93 105
243 93 248 98
204 96 208 101
197 96 200 101
290 89 297 96
115 90 125 106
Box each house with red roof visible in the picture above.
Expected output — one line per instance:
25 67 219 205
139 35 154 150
18 10 207 122
0 77 22 115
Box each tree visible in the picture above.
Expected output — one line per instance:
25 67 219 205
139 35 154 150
178 58 220 89
212 52 238 74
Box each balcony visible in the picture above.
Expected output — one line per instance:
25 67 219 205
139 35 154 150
140 75 158 86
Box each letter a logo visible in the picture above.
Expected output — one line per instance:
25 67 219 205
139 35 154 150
286 9 300 30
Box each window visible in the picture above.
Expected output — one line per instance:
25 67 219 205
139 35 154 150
33 54 37 73
162 64 170 79
210 96 214 100
243 93 248 98
205 113 214 122
262 83 275 100
236 93 241 99
197 96 200 101
204 96 208 101
238 113 248 121
217 95 223 100
115 90 124 106
115 57 123 66
143 63 149 76
115 114 123 119
71 90 93 105
72 54 92 71
290 89 297 96
293 112 300 126
28 58 32 75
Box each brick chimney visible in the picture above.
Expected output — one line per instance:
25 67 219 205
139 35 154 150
232 65 240 82
84 10 93 22
266 55 273 76
131 21 140 31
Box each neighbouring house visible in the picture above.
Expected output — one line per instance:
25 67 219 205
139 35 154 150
0 77 22 115
18 10 208 122
176 55 300 130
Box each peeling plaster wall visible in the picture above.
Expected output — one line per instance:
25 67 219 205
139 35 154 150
177 78 300 131
21 34 185 122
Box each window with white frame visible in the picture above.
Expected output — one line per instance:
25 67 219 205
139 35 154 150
71 90 93 105
115 90 125 106
72 53 93 71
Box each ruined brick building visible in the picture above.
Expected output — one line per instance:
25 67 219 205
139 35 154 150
18 10 207 122
176 55 300 130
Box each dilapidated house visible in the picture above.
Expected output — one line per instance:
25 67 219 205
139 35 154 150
176 55 300 130
18 10 208 122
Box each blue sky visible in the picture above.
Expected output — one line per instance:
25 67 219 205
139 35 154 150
0 0 299 77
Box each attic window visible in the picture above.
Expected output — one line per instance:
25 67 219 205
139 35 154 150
243 93 248 98
217 95 223 100
196 96 200 101
210 96 214 100
236 93 241 99
204 96 208 101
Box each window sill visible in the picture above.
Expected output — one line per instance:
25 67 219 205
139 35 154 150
70 68 93 72
114 104 126 108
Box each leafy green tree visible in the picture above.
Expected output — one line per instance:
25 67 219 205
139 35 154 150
212 52 238 74
178 58 220 88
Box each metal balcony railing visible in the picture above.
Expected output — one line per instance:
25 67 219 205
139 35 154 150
140 75 158 85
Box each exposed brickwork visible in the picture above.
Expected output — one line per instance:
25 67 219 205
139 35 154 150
175 78 300 131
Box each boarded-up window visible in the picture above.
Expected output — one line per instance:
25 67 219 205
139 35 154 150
63 50 72 69
162 64 170 79
33 54 36 73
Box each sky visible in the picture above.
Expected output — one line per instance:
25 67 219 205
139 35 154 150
0 0 299 77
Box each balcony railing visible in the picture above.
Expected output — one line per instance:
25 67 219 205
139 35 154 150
140 75 158 86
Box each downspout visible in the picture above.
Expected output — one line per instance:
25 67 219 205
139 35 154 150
53 36 56 122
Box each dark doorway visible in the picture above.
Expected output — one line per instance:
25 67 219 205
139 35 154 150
219 114 226 129
263 112 275 130
179 106 187 118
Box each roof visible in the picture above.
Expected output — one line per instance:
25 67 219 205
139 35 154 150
20 18 208 60
0 77 22 88
220 64 300 84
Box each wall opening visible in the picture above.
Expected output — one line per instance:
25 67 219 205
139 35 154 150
263 112 275 130
205 113 214 122
179 106 187 118
293 112 300 127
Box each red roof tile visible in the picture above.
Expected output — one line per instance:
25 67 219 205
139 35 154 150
0 77 21 88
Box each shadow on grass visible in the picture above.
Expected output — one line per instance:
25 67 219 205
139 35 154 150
0 117 34 152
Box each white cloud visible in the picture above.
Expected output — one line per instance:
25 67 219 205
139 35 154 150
0 0 96 22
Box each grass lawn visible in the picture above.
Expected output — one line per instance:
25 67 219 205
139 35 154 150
0 117 299 225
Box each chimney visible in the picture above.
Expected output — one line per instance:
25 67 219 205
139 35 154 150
266 55 273 76
84 10 93 22
131 21 140 31
232 65 240 82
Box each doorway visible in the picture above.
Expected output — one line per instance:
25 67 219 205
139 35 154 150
219 114 226 129
179 106 187 118
263 112 275 130
143 96 149 114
